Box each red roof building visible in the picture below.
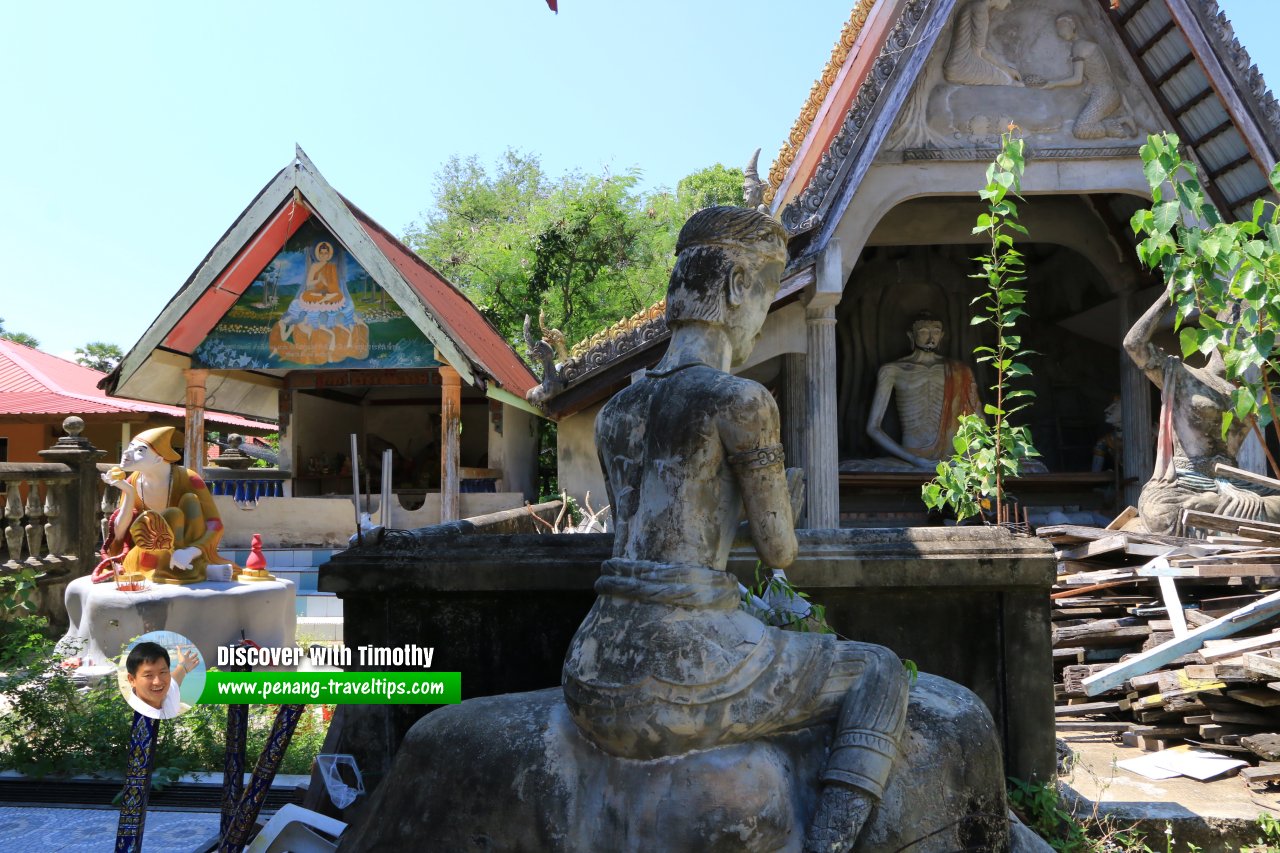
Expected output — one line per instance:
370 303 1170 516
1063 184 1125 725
0 338 272 462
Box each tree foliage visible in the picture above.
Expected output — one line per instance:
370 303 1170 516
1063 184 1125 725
923 133 1040 523
404 150 742 347
74 341 123 373
1130 131 1280 473
0 317 38 349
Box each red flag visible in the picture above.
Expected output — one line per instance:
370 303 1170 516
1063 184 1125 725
546 0 557 11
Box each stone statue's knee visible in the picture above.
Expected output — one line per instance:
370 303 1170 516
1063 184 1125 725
855 643 910 698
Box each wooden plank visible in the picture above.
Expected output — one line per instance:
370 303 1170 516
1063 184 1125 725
1053 647 1085 664
1157 569 1188 638
1055 701 1122 716
1107 506 1139 530
1053 618 1151 648
1210 709 1280 726
1200 633 1280 662
1058 535 1128 561
1051 580 1140 599
1244 652 1280 681
1055 721 1134 731
1185 609 1216 628
1228 688 1280 708
1242 733 1280 761
1081 588 1280 696
1215 463 1280 492
1240 765 1280 785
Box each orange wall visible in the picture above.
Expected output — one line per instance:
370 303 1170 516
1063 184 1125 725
0 423 51 462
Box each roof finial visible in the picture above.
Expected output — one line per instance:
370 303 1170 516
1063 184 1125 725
743 148 766 212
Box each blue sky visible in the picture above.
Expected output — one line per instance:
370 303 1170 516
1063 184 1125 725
1 1 1276 359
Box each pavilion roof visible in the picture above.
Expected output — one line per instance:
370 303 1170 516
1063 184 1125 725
101 147 537 420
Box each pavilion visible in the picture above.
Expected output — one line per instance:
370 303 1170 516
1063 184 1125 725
101 148 541 529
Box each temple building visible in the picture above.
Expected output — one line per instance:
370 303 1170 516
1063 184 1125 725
102 148 541 533
539 0 1280 528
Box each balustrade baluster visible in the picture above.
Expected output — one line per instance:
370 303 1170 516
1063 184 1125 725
44 483 63 557
24 480 45 564
4 480 25 563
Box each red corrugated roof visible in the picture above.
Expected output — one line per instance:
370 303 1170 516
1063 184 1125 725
0 339 275 430
346 202 537 397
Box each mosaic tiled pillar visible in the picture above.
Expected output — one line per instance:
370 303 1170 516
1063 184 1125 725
219 704 249 838
114 711 160 853
218 703 306 853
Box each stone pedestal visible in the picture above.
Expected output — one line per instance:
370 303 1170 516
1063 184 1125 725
59 574 296 668
340 675 1012 852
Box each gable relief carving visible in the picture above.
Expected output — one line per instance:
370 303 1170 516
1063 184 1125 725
886 0 1159 156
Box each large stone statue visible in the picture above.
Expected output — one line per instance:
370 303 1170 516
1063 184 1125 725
1124 286 1280 535
864 312 980 469
565 207 908 851
92 426 235 585
1030 13 1135 140
340 208 1020 853
942 0 1020 87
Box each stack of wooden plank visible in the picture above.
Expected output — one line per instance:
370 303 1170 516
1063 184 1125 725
1042 500 1280 785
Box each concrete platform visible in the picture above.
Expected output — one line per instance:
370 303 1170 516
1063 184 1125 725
1059 732 1280 851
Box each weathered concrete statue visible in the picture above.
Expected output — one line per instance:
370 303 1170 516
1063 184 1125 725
864 312 981 469
93 426 235 585
340 208 1019 853
1125 286 1280 535
565 207 907 851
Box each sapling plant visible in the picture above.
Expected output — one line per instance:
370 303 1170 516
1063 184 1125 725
1129 131 1280 476
923 131 1040 523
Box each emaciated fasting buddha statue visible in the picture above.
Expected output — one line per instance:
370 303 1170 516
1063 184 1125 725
859 312 981 470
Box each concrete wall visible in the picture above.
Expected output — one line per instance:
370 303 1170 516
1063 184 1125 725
215 492 530 548
489 402 539 501
555 400 606 509
322 525 1055 789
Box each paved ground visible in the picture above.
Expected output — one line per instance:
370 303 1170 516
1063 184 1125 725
0 805 221 853
1060 731 1280 850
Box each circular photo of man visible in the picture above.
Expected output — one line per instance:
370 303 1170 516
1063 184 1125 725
117 631 205 719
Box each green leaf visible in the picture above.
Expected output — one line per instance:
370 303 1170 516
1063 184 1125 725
1152 201 1180 235
1179 327 1201 359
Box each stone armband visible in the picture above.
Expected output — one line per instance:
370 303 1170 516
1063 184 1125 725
726 443 785 472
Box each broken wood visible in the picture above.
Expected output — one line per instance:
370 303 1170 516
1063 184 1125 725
1081 589 1280 696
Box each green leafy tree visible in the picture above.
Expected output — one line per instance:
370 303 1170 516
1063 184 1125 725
0 317 38 349
923 133 1040 523
1130 131 1280 475
404 150 743 348
74 341 123 373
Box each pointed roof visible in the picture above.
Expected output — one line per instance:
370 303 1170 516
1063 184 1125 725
0 338 272 430
768 0 1280 251
102 148 536 420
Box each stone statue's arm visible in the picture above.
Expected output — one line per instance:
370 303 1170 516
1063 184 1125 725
1040 56 1084 90
1123 284 1171 388
866 365 935 469
721 388 797 570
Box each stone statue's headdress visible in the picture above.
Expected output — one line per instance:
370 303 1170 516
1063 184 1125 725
132 426 181 463
667 206 787 327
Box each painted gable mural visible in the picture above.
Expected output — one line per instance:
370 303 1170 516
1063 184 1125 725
193 220 438 370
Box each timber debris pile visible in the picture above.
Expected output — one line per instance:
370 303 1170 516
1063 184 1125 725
1046 502 1280 787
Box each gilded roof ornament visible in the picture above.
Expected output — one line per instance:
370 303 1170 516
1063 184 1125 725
766 0 878 205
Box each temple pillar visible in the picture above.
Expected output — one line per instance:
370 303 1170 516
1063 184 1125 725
184 368 208 477
803 305 839 528
782 353 807 477
439 364 462 523
801 241 844 529
1119 294 1153 509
